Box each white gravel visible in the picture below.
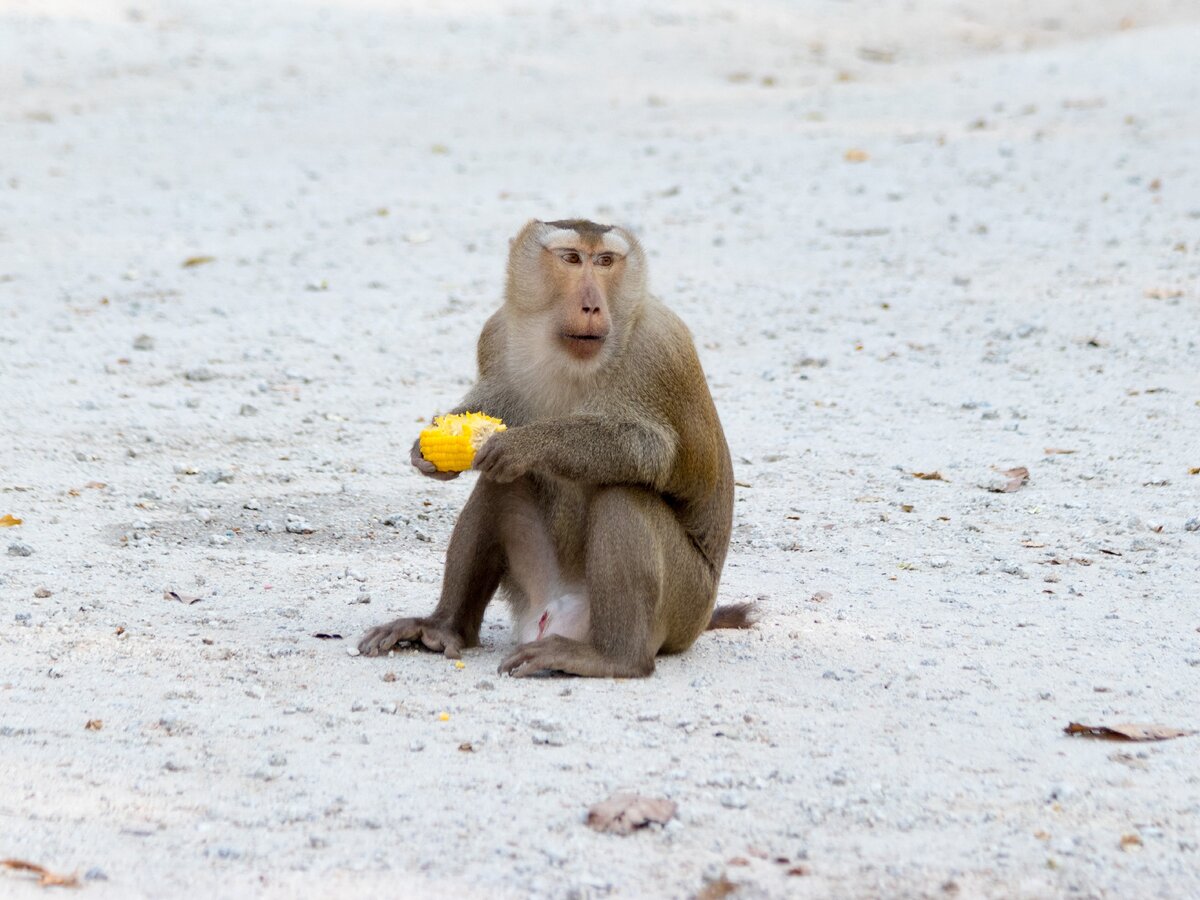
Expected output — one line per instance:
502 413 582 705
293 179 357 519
2 1 1199 897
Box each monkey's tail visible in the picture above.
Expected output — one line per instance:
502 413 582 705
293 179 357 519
706 601 757 631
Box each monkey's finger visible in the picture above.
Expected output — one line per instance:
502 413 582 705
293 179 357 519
359 629 391 656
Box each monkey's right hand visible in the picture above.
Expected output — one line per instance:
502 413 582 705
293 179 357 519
411 438 460 481
357 617 467 658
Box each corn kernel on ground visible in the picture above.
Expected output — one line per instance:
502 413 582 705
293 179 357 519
418 412 507 472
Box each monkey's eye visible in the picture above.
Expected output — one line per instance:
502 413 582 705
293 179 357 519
559 251 582 265
594 254 615 268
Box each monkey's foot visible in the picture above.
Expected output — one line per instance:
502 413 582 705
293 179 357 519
357 617 468 658
498 635 654 678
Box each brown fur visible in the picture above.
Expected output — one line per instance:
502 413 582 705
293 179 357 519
707 602 757 630
358 219 735 677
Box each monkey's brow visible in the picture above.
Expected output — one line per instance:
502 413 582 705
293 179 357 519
546 247 624 259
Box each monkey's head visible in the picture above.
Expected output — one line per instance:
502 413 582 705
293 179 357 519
505 219 647 368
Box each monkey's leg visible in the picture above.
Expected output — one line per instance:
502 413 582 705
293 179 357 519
359 477 511 658
498 480 564 642
499 486 713 678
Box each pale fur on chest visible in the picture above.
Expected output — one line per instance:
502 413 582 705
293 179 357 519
507 330 602 420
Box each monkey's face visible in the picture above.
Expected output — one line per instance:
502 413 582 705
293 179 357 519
507 220 645 368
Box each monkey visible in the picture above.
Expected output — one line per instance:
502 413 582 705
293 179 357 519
357 218 750 677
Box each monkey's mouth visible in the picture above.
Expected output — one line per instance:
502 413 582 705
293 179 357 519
561 333 607 360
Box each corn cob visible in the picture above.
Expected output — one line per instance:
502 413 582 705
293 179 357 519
418 412 507 472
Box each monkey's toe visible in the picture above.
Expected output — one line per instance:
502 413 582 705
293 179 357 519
499 638 566 677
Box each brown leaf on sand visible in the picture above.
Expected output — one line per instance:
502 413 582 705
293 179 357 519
181 255 216 268
1189 467 1200 476
586 793 676 836
912 471 946 481
0 514 21 527
844 148 869 163
696 875 739 899
1044 448 1077 455
1120 833 1144 851
988 466 1029 493
1064 722 1195 742
1 858 79 887
164 590 203 605
84 719 103 731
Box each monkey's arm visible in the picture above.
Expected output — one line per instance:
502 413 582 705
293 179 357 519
473 416 676 489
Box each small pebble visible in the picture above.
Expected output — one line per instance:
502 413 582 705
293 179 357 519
7 542 33 557
286 515 315 534
244 498 261 510
132 334 155 351
33 586 52 598
1185 517 1199 533
239 404 259 417
268 753 287 767
185 367 216 382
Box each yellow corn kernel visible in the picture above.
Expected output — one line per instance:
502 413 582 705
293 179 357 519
437 711 450 722
418 412 506 472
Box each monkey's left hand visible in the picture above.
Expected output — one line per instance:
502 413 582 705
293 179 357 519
472 429 533 483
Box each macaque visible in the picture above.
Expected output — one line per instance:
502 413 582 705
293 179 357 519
358 219 748 677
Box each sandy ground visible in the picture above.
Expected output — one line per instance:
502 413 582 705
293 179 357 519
2 1 1200 897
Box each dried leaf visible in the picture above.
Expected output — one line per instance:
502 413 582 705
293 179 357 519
1120 833 1144 850
312 633 343 640
585 793 676 836
1190 467 1200 475
912 471 946 481
84 719 102 731
1044 448 1077 455
844 148 870 162
1 859 79 888
181 255 215 268
1064 722 1195 742
85 481 107 490
0 514 21 527
696 875 738 899
163 590 203 605
987 466 1029 493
